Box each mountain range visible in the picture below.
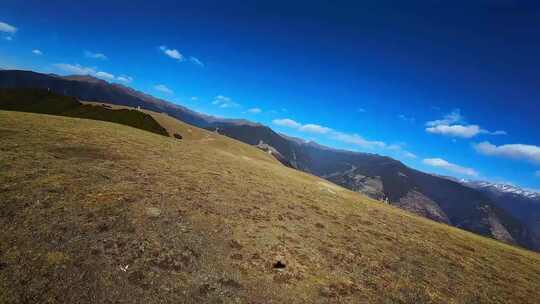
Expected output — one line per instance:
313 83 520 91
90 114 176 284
1 69 539 252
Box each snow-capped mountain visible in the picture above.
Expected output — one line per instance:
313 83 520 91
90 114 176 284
461 180 540 200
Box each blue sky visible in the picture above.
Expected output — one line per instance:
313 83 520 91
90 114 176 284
2 0 540 190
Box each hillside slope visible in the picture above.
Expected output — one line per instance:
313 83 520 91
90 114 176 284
0 70 537 252
212 124 538 251
1 110 540 303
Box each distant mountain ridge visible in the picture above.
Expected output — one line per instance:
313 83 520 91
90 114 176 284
460 180 540 250
0 70 253 128
1 69 538 251
462 180 540 200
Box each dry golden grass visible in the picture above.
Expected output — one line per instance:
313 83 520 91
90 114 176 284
1 110 539 303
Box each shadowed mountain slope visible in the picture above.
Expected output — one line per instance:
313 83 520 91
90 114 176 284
0 88 168 136
462 181 540 250
213 123 539 251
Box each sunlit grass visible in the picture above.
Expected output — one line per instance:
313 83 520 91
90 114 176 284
1 110 539 303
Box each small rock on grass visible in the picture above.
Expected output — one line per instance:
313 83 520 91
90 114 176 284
146 207 162 218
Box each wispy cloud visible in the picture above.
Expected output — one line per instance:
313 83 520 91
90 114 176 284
330 131 387 149
423 158 478 177
273 118 301 128
3 36 13 41
84 50 107 60
116 75 133 83
246 107 262 114
0 21 17 34
159 45 183 61
535 170 540 178
212 95 239 108
398 114 415 123
32 49 43 55
474 141 540 165
54 63 96 75
299 124 332 134
402 151 418 159
272 117 415 156
189 56 204 67
54 63 132 83
426 109 463 127
425 109 506 138
95 71 114 81
154 84 173 94
357 107 366 113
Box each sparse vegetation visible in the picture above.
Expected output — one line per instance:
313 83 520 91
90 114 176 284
1 110 540 303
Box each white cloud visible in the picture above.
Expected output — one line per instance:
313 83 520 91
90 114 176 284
189 56 204 67
247 108 262 114
474 141 540 164
191 96 198 101
159 45 183 61
212 95 239 108
426 124 482 138
272 118 301 128
32 49 43 55
95 71 115 81
154 84 173 94
423 158 478 177
0 21 17 34
84 51 107 60
425 109 506 138
54 63 96 75
299 124 332 134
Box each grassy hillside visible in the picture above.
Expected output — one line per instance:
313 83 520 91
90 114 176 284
0 89 168 136
1 110 540 303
